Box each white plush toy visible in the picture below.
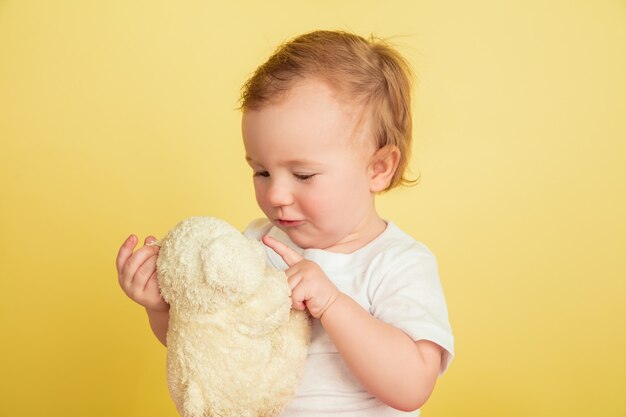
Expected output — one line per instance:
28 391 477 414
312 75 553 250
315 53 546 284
151 216 310 417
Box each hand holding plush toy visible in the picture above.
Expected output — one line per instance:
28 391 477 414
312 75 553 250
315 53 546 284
150 217 310 417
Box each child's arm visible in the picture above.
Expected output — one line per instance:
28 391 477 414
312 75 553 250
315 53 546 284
263 236 442 412
117 234 170 347
321 294 441 411
145 306 169 346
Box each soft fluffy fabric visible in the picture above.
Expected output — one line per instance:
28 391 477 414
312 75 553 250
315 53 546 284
153 216 310 417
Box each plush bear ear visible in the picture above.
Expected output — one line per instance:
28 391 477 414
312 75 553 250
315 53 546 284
199 233 266 298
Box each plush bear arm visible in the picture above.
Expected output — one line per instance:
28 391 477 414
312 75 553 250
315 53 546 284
235 268 291 337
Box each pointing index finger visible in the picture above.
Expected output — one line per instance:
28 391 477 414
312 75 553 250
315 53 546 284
262 235 303 267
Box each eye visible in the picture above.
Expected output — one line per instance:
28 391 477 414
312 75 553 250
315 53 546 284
253 170 269 178
294 173 316 181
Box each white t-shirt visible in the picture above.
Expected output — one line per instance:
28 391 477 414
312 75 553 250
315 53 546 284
243 218 454 417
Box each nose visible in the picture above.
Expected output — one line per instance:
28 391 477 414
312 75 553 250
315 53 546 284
266 180 294 207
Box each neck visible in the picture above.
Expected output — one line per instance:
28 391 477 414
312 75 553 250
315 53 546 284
324 209 387 254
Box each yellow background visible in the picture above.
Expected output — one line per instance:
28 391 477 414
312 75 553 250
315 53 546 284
1 0 624 416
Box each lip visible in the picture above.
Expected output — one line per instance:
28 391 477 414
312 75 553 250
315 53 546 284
277 219 304 227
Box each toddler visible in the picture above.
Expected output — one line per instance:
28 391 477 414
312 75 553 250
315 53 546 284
116 30 454 416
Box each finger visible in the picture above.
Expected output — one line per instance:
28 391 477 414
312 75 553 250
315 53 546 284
282 262 301 279
143 270 160 295
116 234 137 273
144 235 157 246
143 273 168 310
289 280 308 311
286 271 304 291
262 235 303 267
292 299 307 311
132 253 158 288
120 243 160 284
143 270 163 299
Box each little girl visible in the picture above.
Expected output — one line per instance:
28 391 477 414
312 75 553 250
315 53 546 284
117 30 454 416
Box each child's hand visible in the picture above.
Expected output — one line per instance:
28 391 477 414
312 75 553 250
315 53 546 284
262 235 340 319
116 235 169 312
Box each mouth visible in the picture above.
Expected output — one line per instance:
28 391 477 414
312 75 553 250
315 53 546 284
277 219 304 227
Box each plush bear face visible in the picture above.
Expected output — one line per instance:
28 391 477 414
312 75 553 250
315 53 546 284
156 217 266 312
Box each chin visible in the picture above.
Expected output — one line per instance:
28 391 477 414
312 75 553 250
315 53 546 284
285 234 312 249
281 230 317 250
292 233 339 251
272 221 333 250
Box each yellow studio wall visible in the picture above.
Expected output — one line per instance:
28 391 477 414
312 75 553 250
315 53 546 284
0 0 624 416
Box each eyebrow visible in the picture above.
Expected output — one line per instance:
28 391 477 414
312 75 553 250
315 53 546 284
245 156 325 168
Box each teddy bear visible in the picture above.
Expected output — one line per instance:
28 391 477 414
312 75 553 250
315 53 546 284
150 216 310 417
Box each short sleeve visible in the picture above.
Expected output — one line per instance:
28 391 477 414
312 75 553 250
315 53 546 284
370 244 455 374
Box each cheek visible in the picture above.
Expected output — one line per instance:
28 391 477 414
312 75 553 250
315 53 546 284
326 171 371 211
253 181 269 209
293 184 323 214
300 182 346 218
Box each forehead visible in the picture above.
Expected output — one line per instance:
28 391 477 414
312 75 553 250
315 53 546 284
242 79 371 159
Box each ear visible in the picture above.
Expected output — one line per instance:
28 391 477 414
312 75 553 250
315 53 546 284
368 145 401 193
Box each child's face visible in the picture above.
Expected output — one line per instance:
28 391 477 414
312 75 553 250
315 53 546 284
242 79 379 251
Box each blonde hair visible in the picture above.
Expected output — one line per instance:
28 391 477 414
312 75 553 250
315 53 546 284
239 30 419 191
